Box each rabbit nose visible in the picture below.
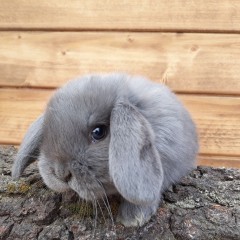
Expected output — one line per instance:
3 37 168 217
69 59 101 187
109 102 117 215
64 171 72 182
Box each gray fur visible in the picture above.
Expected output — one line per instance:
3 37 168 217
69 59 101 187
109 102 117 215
12 73 198 226
109 100 163 205
11 114 44 180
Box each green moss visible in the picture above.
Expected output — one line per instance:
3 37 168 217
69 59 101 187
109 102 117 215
109 199 120 216
7 183 16 193
64 198 120 220
66 202 94 218
19 183 31 193
6 181 31 194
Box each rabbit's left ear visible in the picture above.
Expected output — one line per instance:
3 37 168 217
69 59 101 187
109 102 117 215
12 114 44 180
109 100 163 205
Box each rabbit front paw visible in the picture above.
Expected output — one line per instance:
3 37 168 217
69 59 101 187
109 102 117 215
116 200 158 227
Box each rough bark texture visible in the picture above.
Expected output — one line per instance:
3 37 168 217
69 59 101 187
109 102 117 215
0 146 240 240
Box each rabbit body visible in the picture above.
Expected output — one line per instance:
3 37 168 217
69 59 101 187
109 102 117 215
12 74 198 227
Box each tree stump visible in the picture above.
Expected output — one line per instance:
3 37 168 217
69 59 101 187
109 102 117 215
0 146 239 240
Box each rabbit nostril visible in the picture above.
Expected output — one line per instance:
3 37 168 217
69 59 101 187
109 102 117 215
64 172 72 182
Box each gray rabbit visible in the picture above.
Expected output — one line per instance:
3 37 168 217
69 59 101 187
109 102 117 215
12 73 198 227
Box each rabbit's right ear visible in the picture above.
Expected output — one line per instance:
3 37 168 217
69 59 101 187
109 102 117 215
12 114 44 180
109 100 163 205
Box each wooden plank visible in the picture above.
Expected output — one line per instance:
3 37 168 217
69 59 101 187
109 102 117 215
1 32 240 94
198 155 240 168
0 0 240 32
180 94 240 156
1 89 240 157
0 89 52 145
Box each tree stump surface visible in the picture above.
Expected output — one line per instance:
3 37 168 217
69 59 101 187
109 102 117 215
0 146 239 240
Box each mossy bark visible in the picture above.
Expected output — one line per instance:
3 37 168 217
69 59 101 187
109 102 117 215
0 146 240 240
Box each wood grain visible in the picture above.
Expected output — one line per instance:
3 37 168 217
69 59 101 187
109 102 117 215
1 89 240 158
198 155 240 168
179 94 240 156
1 32 240 94
0 89 52 145
0 0 240 32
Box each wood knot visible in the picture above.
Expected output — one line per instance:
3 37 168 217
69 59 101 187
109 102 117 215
191 45 199 52
127 35 134 43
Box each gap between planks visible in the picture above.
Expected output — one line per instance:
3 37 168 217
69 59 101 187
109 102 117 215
2 28 240 35
1 86 240 98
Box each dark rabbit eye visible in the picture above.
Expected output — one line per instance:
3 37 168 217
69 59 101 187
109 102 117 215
91 125 107 142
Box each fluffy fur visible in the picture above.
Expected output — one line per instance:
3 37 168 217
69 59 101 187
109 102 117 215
12 73 198 227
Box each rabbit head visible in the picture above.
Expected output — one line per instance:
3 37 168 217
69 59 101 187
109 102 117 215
12 74 165 206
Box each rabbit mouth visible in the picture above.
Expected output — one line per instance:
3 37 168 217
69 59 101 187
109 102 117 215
68 177 117 201
68 181 104 201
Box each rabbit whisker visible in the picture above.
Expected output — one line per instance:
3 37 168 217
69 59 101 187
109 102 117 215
95 178 116 232
82 174 115 237
83 169 112 216
92 194 98 238
82 198 88 218
96 198 107 225
82 167 116 232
